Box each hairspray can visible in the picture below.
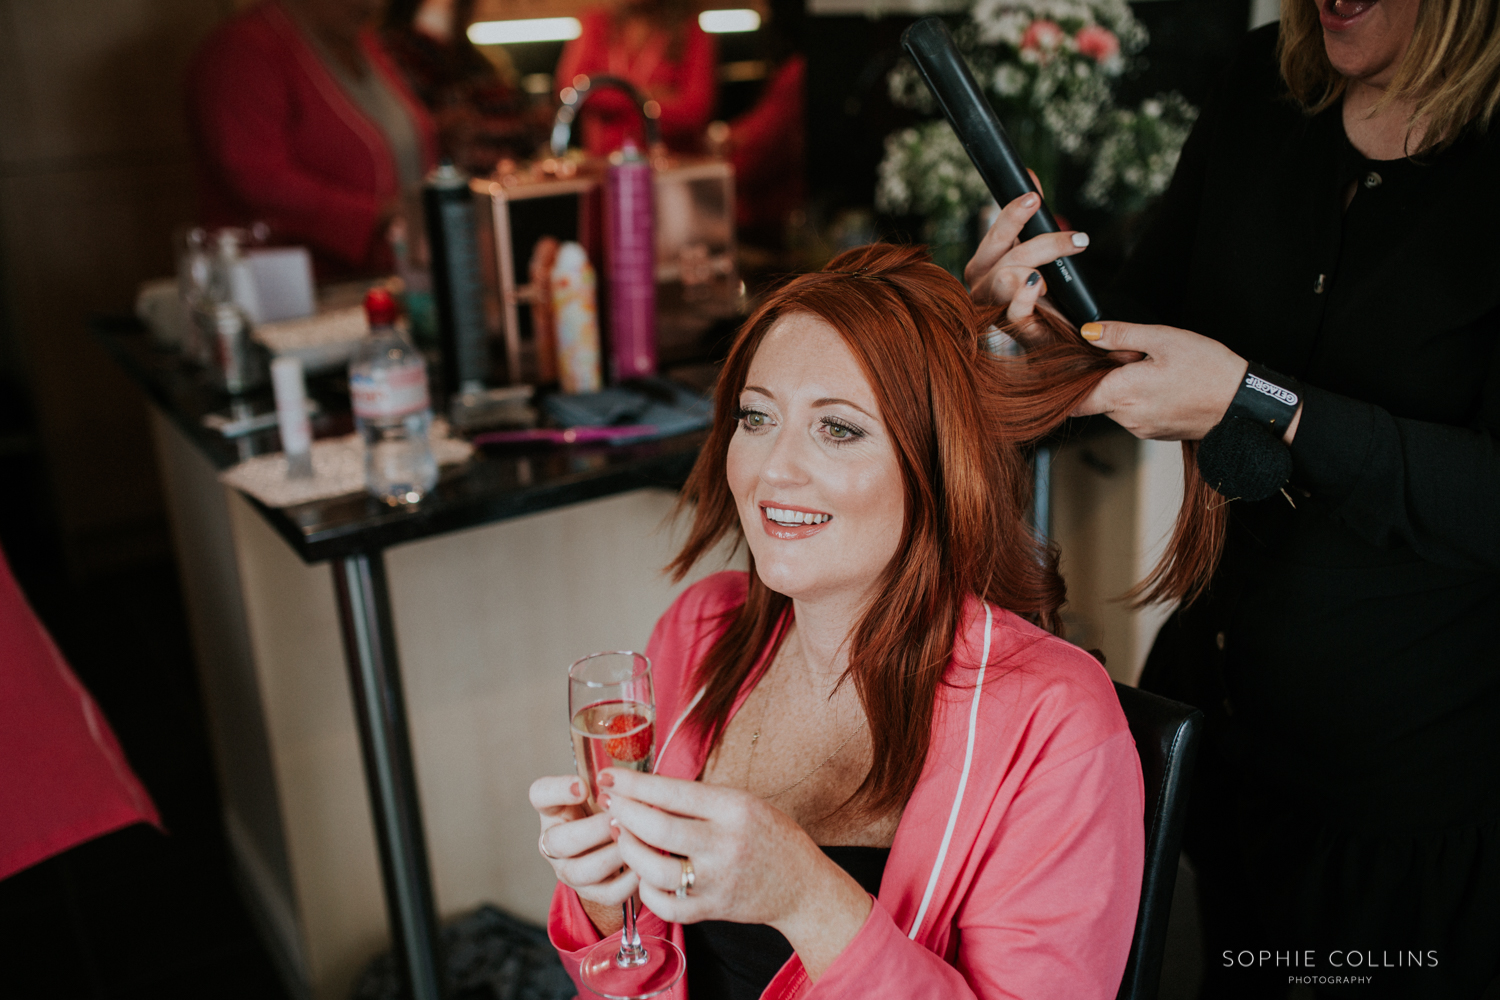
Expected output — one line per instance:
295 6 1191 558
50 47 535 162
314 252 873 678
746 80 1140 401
551 242 601 394
422 161 488 396
605 142 656 382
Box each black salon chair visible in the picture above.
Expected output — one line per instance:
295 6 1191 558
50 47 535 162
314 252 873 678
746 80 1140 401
1113 681 1203 1000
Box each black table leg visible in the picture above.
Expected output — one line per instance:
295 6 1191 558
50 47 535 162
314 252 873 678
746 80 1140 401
1033 444 1053 540
332 551 444 1000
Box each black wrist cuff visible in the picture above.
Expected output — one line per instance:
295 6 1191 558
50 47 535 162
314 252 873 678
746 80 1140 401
1197 417 1291 502
1225 362 1301 434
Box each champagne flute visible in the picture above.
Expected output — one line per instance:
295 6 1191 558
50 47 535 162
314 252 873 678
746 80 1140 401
569 651 686 999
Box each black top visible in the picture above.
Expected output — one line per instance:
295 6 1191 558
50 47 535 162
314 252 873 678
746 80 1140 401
1112 25 1500 833
683 846 889 1000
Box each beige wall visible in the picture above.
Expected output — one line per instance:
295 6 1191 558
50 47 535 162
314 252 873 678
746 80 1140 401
1050 429 1182 686
0 0 234 576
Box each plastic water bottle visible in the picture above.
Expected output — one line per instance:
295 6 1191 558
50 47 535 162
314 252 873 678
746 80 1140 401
349 288 437 506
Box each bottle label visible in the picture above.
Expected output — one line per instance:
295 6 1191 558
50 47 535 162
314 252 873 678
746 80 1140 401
351 364 429 420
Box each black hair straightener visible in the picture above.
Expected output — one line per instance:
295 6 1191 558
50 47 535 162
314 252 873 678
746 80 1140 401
901 17 1102 327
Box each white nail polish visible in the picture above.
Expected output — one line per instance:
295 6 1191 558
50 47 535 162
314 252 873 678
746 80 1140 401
1071 233 1090 248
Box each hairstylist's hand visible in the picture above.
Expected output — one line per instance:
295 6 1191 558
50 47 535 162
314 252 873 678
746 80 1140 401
598 768 873 981
965 191 1090 349
1073 321 1249 440
529 775 636 934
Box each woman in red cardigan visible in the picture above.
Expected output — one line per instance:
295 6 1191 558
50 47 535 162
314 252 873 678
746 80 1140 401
554 0 717 157
186 0 439 277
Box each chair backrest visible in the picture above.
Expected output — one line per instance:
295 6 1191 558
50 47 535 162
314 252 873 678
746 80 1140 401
1113 681 1202 1000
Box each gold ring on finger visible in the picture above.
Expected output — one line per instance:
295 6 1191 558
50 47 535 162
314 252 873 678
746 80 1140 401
677 856 695 899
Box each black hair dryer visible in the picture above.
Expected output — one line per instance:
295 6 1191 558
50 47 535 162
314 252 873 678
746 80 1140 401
901 17 1102 327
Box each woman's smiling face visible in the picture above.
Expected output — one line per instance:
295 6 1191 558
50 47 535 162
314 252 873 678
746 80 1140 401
1314 0 1420 85
726 312 906 606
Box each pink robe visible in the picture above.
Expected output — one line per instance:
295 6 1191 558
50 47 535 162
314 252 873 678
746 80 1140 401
0 546 159 880
549 572 1145 999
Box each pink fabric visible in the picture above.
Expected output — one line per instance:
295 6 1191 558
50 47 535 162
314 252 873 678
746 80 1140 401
0 546 160 881
548 572 1145 999
729 55 807 233
185 1 439 275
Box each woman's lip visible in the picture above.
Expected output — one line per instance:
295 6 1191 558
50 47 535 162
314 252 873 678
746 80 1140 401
758 505 833 540
1320 0 1377 32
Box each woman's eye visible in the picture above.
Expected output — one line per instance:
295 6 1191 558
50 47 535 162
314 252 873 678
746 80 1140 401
821 418 864 443
737 407 770 429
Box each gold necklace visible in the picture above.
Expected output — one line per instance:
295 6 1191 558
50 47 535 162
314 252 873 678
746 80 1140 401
743 639 866 800
750 722 866 799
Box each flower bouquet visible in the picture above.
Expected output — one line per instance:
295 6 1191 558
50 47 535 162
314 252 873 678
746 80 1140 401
877 0 1197 267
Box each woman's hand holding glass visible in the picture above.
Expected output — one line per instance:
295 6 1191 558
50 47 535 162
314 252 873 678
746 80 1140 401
598 767 874 981
529 774 636 934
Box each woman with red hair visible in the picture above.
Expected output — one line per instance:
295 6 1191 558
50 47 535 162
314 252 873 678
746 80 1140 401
530 244 1151 999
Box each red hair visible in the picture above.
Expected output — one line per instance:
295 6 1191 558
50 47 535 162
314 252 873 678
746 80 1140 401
669 243 1221 818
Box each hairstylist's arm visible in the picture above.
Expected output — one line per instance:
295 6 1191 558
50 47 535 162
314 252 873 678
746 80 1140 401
601 768 873 982
965 191 1091 347
530 775 638 936
1071 321 1301 442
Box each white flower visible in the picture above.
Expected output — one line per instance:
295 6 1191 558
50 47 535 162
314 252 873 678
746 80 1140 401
994 64 1028 96
887 58 937 114
1079 91 1197 212
879 3 1194 221
974 2 1032 46
875 120 992 219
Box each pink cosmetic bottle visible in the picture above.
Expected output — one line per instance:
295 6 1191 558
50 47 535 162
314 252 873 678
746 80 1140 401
605 141 656 382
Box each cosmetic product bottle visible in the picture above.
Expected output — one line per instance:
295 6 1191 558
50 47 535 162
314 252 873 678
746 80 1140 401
605 141 656 382
551 241 601 394
271 355 314 479
423 161 488 396
528 236 561 384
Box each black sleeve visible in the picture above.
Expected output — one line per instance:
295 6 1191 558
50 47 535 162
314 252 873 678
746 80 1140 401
1290 325 1500 573
1098 103 1214 325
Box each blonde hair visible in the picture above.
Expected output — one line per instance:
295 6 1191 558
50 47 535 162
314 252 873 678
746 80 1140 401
1278 0 1500 153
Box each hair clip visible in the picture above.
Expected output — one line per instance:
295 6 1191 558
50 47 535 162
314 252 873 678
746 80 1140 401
825 266 877 278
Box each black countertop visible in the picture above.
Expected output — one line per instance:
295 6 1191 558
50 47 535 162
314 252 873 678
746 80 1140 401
95 317 707 564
